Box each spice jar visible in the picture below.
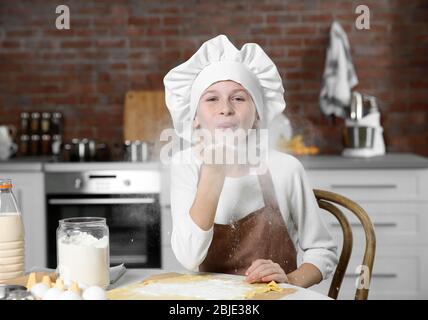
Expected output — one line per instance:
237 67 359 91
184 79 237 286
20 112 30 135
30 112 40 135
56 217 110 289
41 134 51 156
19 134 29 156
41 112 51 134
51 112 63 135
30 134 40 156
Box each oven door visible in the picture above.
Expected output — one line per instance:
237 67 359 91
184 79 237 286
46 194 161 269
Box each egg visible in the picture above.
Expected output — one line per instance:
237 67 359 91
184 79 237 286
82 286 107 300
42 287 63 300
30 283 49 299
59 290 82 300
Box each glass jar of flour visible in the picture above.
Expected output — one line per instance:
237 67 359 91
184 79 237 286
57 217 109 289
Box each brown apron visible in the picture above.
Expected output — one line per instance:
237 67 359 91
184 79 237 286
199 170 297 275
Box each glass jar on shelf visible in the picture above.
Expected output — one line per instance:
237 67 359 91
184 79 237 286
30 112 40 135
19 134 29 156
20 112 30 135
41 134 51 156
41 112 51 134
30 134 40 156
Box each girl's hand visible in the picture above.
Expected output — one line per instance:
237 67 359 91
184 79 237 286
193 139 240 177
245 259 289 283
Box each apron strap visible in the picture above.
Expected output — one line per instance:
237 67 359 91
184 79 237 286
257 169 280 209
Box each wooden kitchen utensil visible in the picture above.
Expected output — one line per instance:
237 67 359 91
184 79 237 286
123 90 172 159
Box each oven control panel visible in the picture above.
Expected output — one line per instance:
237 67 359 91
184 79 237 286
46 170 161 194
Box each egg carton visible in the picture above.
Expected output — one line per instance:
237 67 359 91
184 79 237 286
4 272 108 300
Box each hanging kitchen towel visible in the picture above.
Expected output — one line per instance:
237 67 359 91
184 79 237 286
319 21 359 118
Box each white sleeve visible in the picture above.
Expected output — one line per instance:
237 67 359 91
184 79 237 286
170 161 214 271
287 159 338 280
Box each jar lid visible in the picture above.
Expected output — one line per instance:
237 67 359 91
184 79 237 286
59 217 107 226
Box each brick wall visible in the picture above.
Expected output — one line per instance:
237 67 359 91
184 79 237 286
1 0 427 156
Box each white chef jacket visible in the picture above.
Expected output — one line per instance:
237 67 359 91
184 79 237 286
169 147 338 280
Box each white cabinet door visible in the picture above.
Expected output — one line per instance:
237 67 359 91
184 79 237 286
0 172 46 270
160 203 187 272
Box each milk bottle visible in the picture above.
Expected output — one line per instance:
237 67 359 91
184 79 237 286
0 179 25 283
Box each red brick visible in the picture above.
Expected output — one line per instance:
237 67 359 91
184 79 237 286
128 17 161 26
284 25 317 35
96 39 126 48
267 14 300 24
252 26 283 36
61 40 93 49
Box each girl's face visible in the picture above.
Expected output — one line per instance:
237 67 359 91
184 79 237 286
193 80 257 135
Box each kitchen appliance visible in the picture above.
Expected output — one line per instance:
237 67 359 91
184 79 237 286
342 92 386 157
45 170 161 269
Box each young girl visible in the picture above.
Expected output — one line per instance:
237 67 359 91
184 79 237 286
163 35 337 288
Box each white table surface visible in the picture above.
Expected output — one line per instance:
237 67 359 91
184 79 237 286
108 268 332 300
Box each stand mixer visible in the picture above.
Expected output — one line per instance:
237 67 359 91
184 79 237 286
342 92 386 157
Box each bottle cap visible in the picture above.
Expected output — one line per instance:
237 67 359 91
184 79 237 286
0 179 12 189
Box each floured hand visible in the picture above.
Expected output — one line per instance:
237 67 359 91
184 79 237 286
245 259 289 284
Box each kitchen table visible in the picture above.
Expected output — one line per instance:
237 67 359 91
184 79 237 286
108 268 332 300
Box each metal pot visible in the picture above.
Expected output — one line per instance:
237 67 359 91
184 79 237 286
124 140 151 162
343 126 375 149
64 139 107 162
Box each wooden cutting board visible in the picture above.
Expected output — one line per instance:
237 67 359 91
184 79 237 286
123 90 172 158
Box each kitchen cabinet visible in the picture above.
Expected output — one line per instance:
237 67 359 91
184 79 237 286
306 167 428 299
160 204 186 272
159 165 186 272
0 170 46 270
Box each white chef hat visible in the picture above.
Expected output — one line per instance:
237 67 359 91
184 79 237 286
163 34 286 140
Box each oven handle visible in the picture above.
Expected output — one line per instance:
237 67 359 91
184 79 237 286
48 198 156 205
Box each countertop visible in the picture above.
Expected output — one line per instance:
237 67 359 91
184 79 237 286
0 156 163 172
108 268 332 300
1 153 427 172
297 153 428 170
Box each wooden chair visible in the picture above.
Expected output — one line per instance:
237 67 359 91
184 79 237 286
314 189 376 300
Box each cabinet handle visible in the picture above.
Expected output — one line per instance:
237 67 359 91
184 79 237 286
49 198 155 205
345 273 398 279
330 222 397 228
330 184 397 189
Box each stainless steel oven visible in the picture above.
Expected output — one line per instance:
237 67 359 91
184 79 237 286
45 170 161 269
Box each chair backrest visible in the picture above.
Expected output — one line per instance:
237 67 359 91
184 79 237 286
314 189 376 300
